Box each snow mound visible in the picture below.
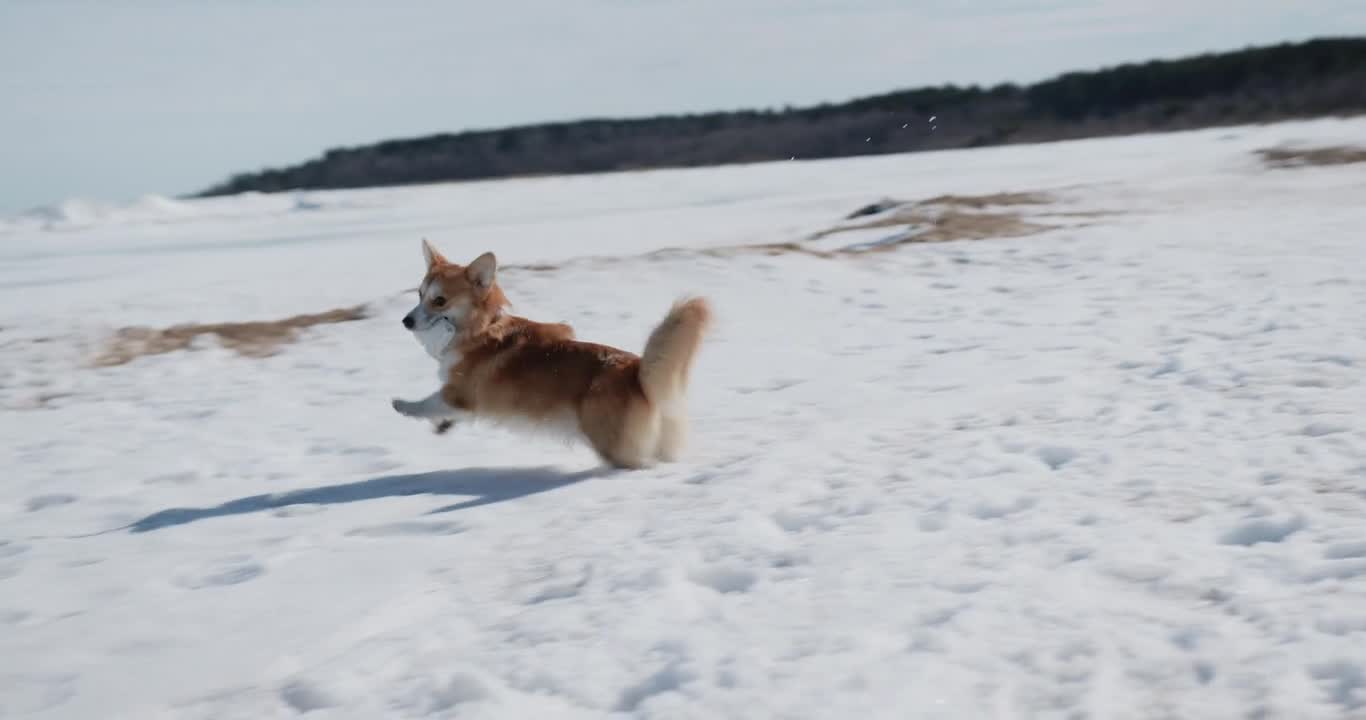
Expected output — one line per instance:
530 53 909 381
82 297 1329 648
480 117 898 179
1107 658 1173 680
15 194 196 231
1 190 363 235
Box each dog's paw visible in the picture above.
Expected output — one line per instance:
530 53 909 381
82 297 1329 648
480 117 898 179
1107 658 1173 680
432 419 455 435
391 398 418 417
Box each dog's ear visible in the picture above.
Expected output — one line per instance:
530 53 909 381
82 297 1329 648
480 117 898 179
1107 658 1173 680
422 238 447 269
467 251 497 290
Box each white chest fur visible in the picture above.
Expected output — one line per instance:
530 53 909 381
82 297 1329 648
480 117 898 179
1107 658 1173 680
412 318 460 381
415 319 455 359
437 348 463 383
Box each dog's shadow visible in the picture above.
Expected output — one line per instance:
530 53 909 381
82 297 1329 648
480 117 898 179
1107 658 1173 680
128 465 603 533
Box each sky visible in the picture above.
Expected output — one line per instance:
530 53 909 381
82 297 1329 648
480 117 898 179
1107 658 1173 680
1 0 1363 213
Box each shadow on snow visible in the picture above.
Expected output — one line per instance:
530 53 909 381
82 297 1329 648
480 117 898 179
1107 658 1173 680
127 465 601 533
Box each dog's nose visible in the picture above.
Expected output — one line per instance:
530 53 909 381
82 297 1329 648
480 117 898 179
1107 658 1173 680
402 314 415 329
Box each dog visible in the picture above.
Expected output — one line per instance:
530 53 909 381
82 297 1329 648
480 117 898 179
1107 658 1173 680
391 239 711 469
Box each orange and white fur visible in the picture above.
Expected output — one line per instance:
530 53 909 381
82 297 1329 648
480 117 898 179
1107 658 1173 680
391 239 711 469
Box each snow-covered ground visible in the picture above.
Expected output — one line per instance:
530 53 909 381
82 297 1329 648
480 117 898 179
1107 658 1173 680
3 118 1366 719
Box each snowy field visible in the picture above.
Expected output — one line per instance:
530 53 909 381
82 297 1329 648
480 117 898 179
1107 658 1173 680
3 117 1366 719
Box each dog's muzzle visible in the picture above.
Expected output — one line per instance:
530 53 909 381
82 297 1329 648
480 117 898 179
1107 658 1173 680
408 314 458 359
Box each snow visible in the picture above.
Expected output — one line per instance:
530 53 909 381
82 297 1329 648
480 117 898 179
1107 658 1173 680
3 116 1366 719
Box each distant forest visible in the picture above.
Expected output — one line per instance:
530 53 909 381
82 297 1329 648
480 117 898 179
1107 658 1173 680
197 37 1366 197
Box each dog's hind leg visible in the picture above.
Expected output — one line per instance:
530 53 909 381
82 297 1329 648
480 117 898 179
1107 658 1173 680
655 410 687 462
580 395 658 470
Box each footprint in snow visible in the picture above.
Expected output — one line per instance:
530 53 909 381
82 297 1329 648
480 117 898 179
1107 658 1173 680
307 442 390 457
1100 559 1171 584
389 672 494 714
934 577 991 594
25 494 77 512
1217 515 1305 546
1316 616 1366 636
0 543 28 580
1303 560 1366 583
970 496 1036 520
0 540 30 559
1036 446 1078 470
734 379 803 395
918 512 948 532
1308 661 1366 711
1061 546 1095 564
345 521 466 538
279 679 337 713
771 507 837 533
0 673 77 714
143 471 199 486
1302 422 1350 438
526 561 594 604
174 557 265 590
0 609 32 625
688 564 758 594
1324 541 1366 560
1019 376 1065 385
615 661 694 713
271 504 326 519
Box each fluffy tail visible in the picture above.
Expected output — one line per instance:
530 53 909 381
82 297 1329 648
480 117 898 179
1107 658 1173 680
638 296 711 409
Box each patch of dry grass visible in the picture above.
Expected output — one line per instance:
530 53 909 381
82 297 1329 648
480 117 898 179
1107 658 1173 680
1256 145 1366 169
706 241 837 259
509 190 1073 267
92 306 368 367
813 192 1055 239
698 209 1055 259
888 209 1053 247
920 191 1055 208
800 191 1062 255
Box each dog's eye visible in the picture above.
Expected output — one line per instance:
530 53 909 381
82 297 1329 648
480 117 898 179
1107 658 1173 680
432 296 446 308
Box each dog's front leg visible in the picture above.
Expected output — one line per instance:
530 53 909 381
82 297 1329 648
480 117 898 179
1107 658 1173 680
392 389 461 421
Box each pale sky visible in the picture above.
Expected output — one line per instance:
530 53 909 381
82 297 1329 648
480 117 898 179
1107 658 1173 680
1 0 1362 212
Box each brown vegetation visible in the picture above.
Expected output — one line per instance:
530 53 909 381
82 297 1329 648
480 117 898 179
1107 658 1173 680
884 209 1053 247
807 211 1054 256
921 192 1055 208
93 306 368 367
512 191 1071 267
1256 145 1366 168
802 191 1061 254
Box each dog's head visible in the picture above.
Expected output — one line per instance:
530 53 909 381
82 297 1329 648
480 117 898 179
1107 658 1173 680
402 239 506 355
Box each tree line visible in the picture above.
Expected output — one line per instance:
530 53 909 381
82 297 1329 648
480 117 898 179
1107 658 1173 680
196 37 1366 197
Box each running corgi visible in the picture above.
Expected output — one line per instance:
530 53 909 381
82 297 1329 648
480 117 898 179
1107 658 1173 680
392 239 711 469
